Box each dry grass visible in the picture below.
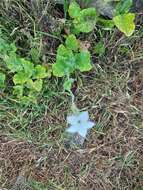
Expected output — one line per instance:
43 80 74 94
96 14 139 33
0 1 143 189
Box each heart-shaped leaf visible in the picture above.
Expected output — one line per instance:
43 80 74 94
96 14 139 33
13 72 30 84
65 34 79 51
33 65 48 79
74 8 97 33
5 53 23 72
76 50 92 72
53 45 76 77
26 79 43 92
113 13 135 36
21 59 34 77
68 1 81 18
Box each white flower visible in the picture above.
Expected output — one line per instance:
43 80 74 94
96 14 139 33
66 111 95 137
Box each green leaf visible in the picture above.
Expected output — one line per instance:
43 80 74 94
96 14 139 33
64 78 74 92
33 65 48 79
0 72 6 88
13 72 30 84
13 85 23 97
53 45 76 77
26 79 43 92
5 53 23 72
68 1 81 18
74 8 97 33
76 50 92 72
113 13 135 36
21 59 34 77
65 34 79 51
115 0 133 15
0 38 16 55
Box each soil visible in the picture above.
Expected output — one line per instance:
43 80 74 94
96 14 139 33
0 1 143 190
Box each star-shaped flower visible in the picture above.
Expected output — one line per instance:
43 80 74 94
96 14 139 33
66 111 95 138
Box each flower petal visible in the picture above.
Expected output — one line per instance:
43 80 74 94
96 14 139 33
66 125 77 133
78 111 89 122
67 115 78 125
76 121 94 137
77 127 88 137
85 121 95 129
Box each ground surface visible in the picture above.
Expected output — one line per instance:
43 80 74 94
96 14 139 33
0 1 143 190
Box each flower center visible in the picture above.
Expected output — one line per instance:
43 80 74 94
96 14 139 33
77 120 81 124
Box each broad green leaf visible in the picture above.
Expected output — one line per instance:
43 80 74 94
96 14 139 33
33 65 48 79
0 38 16 54
26 79 43 92
21 59 34 77
13 85 23 97
74 8 97 33
76 50 92 72
0 72 5 88
68 1 81 18
13 72 30 84
4 53 23 72
113 13 135 36
65 34 79 51
53 45 76 77
64 78 74 92
115 0 133 15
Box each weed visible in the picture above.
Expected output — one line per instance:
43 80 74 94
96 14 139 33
0 0 143 189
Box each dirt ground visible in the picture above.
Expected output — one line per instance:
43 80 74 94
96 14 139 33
1 55 143 189
0 1 143 190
